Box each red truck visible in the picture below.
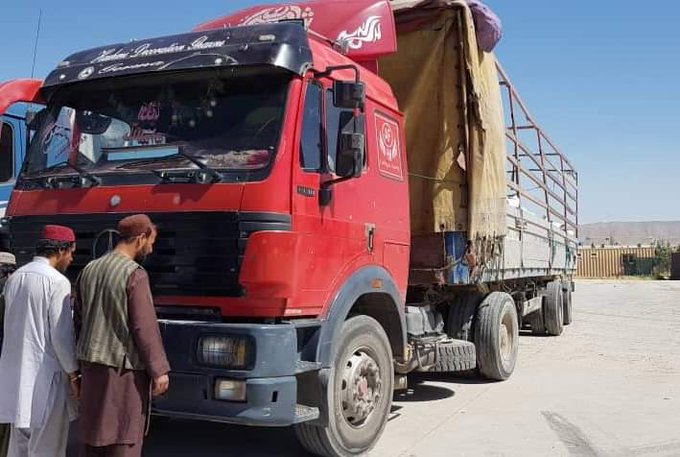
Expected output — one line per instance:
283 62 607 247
0 1 578 455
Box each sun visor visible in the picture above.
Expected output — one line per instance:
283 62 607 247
42 24 313 96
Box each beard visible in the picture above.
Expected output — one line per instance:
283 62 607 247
135 253 149 264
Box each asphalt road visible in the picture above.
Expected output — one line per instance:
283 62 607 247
70 280 680 456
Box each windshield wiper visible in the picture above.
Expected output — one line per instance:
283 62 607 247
34 162 102 188
153 148 223 184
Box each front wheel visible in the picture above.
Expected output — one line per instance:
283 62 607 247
295 315 394 457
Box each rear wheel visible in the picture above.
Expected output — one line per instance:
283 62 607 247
562 281 573 325
474 292 519 381
295 315 393 457
544 281 564 336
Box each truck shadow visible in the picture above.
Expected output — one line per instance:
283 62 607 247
142 419 305 456
408 372 491 385
394 384 455 403
65 378 457 456
519 329 558 338
67 418 306 457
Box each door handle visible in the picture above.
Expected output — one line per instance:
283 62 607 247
365 224 375 253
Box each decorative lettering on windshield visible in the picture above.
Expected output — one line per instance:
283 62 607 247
90 36 229 65
122 127 166 146
98 61 165 75
42 108 76 167
124 101 165 146
137 102 161 122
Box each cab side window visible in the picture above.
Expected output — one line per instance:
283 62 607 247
0 122 14 183
299 83 323 172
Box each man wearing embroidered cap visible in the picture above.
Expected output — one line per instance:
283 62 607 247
0 226 80 457
75 214 170 457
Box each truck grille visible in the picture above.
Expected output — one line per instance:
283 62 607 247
8 212 291 297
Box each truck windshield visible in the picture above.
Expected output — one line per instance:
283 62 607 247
22 69 289 181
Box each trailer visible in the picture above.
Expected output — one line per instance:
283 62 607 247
381 4 578 365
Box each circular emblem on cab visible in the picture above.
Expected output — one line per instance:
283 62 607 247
92 229 120 259
78 66 95 80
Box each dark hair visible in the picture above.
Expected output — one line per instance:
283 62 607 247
0 263 16 279
35 239 75 258
118 224 157 244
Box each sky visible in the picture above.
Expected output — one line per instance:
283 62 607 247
1 0 678 224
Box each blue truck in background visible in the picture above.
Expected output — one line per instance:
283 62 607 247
0 103 27 249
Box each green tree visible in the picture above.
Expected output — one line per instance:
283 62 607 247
653 240 672 279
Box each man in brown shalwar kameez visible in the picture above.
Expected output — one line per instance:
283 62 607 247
74 214 170 457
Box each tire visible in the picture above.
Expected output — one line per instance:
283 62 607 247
562 281 573 326
474 292 519 381
295 315 393 457
528 312 546 335
446 291 484 342
543 281 564 336
431 339 476 372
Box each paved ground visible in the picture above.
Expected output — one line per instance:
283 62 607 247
71 280 680 456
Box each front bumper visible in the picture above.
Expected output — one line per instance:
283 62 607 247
152 319 320 427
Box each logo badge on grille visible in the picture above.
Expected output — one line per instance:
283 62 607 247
92 229 120 259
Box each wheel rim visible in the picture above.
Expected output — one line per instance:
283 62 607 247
499 310 516 363
340 349 383 428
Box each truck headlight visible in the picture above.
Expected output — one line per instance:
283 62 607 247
197 335 253 369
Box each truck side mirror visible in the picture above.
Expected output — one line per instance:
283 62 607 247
319 111 365 206
334 111 365 179
335 131 365 178
333 80 365 110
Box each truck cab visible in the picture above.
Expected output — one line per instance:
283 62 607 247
0 4 409 455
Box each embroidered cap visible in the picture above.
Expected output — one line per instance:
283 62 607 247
0 252 16 265
41 225 76 243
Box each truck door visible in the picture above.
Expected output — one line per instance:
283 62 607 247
292 78 373 314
